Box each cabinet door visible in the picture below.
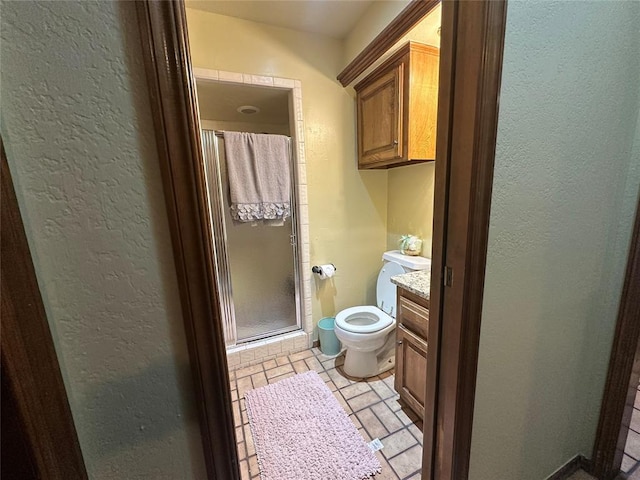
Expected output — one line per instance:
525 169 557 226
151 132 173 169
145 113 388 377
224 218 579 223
398 295 429 340
394 323 427 419
357 64 403 167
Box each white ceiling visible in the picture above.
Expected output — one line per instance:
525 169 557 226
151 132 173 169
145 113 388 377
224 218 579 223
196 80 290 124
185 0 376 39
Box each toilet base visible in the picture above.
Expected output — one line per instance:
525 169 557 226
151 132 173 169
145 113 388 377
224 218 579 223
342 335 396 378
377 344 395 375
343 351 380 378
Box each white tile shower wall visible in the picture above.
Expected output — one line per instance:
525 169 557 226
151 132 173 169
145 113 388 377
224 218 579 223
274 77 295 89
291 81 313 339
217 70 244 83
193 67 219 81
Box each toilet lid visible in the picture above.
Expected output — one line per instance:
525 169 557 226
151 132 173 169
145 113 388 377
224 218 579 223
377 261 405 317
335 306 394 334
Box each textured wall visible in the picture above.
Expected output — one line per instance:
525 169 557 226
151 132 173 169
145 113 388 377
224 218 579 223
344 3 439 257
1 2 206 479
346 3 441 87
469 2 640 479
343 0 411 66
186 9 389 324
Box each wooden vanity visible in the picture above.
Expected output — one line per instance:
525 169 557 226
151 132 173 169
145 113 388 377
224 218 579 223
391 271 431 419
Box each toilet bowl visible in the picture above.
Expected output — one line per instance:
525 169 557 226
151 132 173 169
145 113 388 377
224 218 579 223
335 307 396 378
334 251 430 378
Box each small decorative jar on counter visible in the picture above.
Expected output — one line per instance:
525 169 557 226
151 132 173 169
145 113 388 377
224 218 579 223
399 234 422 256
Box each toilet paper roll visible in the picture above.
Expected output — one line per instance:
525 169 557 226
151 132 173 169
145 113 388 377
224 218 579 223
318 264 336 280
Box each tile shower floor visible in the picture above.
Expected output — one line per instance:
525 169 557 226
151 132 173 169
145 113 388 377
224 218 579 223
230 347 424 480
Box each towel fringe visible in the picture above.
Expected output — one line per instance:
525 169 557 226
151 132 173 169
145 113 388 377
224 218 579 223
230 202 291 222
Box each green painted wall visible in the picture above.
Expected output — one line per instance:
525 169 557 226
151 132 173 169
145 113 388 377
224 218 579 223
469 2 640 478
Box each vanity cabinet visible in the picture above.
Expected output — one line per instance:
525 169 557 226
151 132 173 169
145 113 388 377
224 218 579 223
355 42 439 169
394 288 429 419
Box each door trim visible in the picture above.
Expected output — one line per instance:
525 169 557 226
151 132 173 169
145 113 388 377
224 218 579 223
135 3 239 479
590 199 640 479
1 138 88 479
135 1 508 479
423 1 508 478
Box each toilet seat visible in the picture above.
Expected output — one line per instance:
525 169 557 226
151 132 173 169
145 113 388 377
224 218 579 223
333 253 429 378
335 306 393 334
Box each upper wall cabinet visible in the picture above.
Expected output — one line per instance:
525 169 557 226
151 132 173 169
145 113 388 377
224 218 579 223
355 42 439 169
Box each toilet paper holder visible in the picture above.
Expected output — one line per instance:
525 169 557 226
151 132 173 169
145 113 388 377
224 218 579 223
312 264 336 274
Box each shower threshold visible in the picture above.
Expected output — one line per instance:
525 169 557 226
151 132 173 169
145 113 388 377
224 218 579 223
226 330 310 370
236 325 302 345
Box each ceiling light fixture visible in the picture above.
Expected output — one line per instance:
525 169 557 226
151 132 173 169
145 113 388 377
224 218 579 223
237 105 260 115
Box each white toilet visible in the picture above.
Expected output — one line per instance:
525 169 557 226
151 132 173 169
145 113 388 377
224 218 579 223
334 250 431 378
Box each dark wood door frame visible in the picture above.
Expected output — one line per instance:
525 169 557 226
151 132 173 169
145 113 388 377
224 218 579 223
135 3 239 479
423 1 508 478
590 200 640 479
1 139 88 479
136 1 507 479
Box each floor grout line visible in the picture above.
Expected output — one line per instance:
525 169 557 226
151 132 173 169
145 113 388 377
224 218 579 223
625 389 640 469
626 459 640 475
401 468 422 480
627 451 640 462
231 347 423 480
400 468 420 480
369 376 415 434
368 401 392 438
383 427 421 460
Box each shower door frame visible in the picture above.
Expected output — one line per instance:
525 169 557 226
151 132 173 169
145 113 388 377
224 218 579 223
195 69 312 348
200 127 303 346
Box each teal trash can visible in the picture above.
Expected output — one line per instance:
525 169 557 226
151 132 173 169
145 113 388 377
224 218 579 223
318 317 341 356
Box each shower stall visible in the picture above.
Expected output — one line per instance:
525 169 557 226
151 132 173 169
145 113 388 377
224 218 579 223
201 130 302 346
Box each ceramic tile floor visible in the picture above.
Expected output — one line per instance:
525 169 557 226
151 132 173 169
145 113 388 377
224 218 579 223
230 347 424 480
622 381 640 476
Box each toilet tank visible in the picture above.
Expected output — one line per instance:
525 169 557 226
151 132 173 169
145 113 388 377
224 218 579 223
382 250 431 272
377 251 431 316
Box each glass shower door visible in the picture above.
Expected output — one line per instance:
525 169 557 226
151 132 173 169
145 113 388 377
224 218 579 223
201 130 300 344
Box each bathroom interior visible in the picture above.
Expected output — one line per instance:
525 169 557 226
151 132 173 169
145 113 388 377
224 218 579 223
187 1 441 478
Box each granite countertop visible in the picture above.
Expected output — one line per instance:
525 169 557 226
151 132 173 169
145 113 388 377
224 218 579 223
391 270 431 301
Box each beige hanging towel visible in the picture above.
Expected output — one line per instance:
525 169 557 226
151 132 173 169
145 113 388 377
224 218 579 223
223 131 291 223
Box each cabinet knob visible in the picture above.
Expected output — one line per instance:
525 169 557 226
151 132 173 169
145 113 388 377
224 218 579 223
397 340 403 345
393 140 398 145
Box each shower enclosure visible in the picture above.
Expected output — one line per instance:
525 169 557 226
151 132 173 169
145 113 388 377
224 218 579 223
201 130 301 345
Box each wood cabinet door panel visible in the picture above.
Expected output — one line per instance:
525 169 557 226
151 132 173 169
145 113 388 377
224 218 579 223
354 43 439 169
407 46 440 160
398 295 429 339
395 324 427 419
357 65 403 166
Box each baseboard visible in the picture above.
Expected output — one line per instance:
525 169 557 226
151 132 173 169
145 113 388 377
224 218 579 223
546 455 589 480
